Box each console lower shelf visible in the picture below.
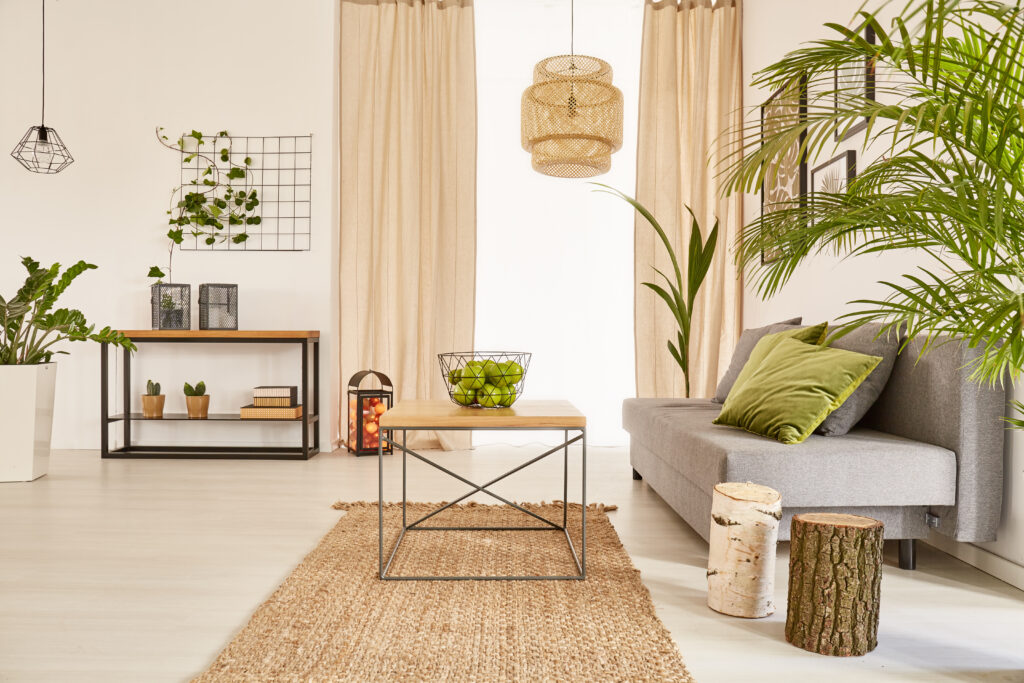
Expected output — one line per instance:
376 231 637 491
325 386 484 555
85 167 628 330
107 412 319 423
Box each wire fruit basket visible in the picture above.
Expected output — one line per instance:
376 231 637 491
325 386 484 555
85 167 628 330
438 351 531 408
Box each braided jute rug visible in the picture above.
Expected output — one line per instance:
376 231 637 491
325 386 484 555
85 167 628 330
195 501 693 682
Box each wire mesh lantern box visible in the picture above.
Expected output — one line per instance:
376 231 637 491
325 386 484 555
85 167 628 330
347 370 393 456
198 284 238 330
150 283 191 330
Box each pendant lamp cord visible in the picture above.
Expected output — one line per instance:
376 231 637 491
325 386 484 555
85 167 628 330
41 0 45 126
570 0 574 58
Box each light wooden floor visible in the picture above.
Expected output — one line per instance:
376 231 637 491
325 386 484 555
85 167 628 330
1 446 1023 682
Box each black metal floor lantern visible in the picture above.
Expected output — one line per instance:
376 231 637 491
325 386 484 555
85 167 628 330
347 370 393 457
11 0 73 174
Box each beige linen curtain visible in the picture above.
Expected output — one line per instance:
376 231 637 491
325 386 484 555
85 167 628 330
339 0 476 450
635 0 743 399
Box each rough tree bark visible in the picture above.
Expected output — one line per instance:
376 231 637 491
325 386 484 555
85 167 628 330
785 513 884 656
706 482 782 618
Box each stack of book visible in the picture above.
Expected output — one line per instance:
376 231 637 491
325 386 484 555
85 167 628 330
240 386 304 419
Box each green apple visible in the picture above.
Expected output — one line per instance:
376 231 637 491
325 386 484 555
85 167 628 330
503 361 524 385
477 383 509 408
485 360 508 387
499 386 517 407
453 384 476 406
447 367 462 385
459 363 486 390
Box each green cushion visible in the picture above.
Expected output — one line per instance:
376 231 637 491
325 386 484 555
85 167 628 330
713 337 882 445
727 322 828 399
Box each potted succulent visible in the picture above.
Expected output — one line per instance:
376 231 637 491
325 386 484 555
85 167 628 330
142 379 165 419
184 380 209 419
0 257 134 481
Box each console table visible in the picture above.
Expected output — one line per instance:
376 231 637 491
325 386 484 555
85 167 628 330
100 330 320 460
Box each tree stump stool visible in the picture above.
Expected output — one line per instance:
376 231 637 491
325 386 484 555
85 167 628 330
707 482 782 618
786 513 884 656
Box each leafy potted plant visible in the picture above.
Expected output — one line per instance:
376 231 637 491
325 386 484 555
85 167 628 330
142 379 164 419
0 257 134 481
184 380 209 419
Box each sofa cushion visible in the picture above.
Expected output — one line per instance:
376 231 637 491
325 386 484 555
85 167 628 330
817 323 901 436
726 322 829 400
713 337 881 444
713 317 802 403
623 398 956 508
629 439 933 542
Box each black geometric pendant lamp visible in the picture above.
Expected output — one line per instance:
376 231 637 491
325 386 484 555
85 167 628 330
11 0 74 174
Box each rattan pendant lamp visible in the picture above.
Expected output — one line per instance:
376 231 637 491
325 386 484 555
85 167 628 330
11 0 74 174
521 0 623 178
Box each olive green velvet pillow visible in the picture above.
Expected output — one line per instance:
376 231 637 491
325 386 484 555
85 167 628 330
713 337 882 445
726 322 829 399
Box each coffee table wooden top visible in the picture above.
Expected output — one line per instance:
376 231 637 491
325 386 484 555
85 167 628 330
380 400 585 429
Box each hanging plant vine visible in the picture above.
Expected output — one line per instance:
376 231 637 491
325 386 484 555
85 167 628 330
149 127 261 282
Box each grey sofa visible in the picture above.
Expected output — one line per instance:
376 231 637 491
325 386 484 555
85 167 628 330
622 336 1007 569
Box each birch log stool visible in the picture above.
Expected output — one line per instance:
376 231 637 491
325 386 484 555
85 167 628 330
786 513 884 657
706 482 782 618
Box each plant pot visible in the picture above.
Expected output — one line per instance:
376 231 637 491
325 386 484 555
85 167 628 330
0 363 57 482
186 395 210 419
141 394 165 419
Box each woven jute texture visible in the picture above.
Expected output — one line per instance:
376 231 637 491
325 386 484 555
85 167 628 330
195 501 693 682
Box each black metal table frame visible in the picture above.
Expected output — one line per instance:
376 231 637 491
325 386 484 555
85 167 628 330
100 334 320 460
378 425 586 581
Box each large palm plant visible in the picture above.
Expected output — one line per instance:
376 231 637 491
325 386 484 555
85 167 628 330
725 0 1024 421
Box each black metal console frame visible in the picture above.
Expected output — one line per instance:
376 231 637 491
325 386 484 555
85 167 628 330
100 333 320 460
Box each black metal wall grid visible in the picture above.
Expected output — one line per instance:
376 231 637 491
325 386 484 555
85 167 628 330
179 134 313 252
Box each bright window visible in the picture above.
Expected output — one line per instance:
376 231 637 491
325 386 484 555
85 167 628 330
474 0 644 446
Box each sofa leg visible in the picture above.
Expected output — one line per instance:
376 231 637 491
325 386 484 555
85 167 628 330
899 539 917 570
632 468 642 481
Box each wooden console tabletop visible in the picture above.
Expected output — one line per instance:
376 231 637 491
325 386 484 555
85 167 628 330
118 330 319 339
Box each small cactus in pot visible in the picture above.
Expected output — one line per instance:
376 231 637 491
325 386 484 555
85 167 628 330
141 379 165 419
184 380 209 419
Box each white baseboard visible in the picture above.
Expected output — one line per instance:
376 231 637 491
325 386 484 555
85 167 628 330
925 532 1024 591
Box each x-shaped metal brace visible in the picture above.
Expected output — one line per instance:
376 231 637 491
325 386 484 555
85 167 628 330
378 427 587 581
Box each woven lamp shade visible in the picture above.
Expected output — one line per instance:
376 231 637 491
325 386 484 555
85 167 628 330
522 55 624 178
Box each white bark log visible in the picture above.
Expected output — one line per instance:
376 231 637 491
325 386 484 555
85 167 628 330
706 482 782 618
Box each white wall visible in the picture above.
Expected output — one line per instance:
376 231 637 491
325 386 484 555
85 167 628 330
475 0 644 447
743 0 1024 584
0 0 338 451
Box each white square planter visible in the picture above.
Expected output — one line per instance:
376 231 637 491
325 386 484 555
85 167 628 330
0 363 57 482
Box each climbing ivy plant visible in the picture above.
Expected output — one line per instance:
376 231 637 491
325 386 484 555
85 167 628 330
150 127 261 281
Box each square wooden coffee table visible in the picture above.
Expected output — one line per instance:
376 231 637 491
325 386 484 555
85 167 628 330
377 399 587 581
